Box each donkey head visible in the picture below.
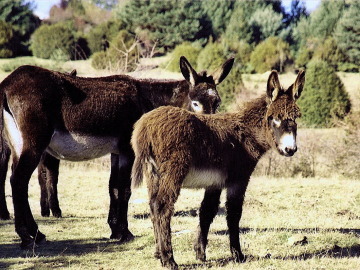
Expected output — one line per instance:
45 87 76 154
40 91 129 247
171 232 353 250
265 70 305 157
180 56 234 114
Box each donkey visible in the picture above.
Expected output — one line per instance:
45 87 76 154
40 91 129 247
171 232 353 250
0 69 77 220
0 56 234 248
131 70 305 269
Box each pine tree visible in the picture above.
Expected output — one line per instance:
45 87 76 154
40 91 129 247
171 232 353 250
334 1 360 66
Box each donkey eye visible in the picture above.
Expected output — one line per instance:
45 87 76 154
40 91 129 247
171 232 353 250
192 101 199 107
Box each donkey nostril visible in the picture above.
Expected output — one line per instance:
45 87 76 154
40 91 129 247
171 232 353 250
285 147 296 155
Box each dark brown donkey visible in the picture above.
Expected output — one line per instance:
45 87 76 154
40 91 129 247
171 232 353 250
0 56 234 248
0 69 77 220
131 70 305 269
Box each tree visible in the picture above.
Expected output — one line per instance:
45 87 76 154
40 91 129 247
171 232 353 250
30 22 76 60
334 0 360 66
298 60 351 128
250 37 291 73
118 0 212 50
0 0 40 55
0 21 15 58
201 0 234 39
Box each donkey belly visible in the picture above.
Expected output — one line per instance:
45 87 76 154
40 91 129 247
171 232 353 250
47 130 119 161
182 167 227 189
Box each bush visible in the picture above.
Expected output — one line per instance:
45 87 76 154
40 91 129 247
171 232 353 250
30 22 76 60
86 20 124 55
197 42 243 111
298 60 351 127
250 37 291 73
295 46 313 68
197 42 226 72
0 21 15 58
91 30 139 72
312 37 348 70
166 42 201 72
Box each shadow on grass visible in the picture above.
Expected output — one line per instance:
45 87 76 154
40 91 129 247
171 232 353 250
0 237 132 259
133 207 226 219
214 227 360 236
179 244 360 269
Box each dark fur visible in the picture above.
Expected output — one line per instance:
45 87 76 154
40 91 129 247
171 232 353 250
131 70 305 269
0 57 234 247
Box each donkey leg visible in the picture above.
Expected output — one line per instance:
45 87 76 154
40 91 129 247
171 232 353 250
226 182 248 263
150 194 179 270
38 153 61 218
194 188 222 261
108 152 134 242
0 142 11 220
11 150 46 248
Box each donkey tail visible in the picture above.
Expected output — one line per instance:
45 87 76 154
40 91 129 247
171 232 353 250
131 123 149 189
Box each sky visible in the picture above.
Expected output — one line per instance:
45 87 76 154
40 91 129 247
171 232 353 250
29 0 321 20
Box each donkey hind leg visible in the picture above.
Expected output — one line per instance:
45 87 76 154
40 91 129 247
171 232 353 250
108 153 134 242
149 189 180 270
38 152 61 218
226 181 249 263
194 188 222 261
11 150 46 248
0 142 11 220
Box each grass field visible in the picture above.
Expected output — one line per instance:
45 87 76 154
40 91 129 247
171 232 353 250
0 165 359 269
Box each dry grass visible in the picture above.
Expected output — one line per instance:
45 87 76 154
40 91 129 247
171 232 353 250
0 164 359 269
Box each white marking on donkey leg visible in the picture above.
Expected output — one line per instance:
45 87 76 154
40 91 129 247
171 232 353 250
3 110 23 158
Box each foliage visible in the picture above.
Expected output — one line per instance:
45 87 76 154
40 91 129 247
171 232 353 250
293 0 345 49
295 46 313 68
250 37 291 73
196 42 226 72
30 22 76 60
312 37 348 70
217 61 244 112
201 0 234 39
298 60 351 128
0 56 65 72
334 0 360 66
196 42 243 111
166 42 200 73
224 0 285 45
0 0 40 55
118 0 212 50
248 5 284 41
0 20 15 58
91 30 139 72
86 19 125 54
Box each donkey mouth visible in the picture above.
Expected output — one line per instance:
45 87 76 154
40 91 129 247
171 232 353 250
278 148 297 157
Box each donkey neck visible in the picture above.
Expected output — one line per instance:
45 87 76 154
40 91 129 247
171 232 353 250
136 79 189 112
237 94 272 159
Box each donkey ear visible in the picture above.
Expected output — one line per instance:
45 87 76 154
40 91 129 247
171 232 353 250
180 56 199 87
212 57 234 85
267 70 281 102
290 69 305 100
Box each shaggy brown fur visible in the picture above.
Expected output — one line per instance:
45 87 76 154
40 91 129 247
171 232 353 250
0 56 234 247
131 70 305 269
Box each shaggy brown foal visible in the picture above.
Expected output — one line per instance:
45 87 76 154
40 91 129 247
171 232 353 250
131 70 305 269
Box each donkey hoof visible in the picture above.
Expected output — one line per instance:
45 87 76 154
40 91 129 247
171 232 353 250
110 230 134 243
161 259 178 270
194 245 206 262
41 210 50 217
52 210 62 218
20 239 36 250
0 212 11 220
35 232 46 245
234 253 246 263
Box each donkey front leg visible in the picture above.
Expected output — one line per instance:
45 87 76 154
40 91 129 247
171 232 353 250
194 188 222 261
38 152 61 218
108 153 134 242
11 150 46 248
0 142 11 220
226 181 249 263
